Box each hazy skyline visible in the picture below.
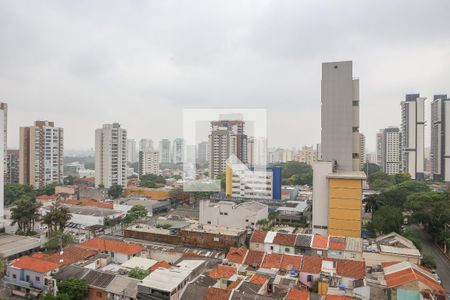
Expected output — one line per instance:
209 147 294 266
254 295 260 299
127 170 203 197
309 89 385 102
1 1 450 152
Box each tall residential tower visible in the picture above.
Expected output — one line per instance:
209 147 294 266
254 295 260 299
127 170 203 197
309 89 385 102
95 123 127 188
401 94 426 180
19 121 64 189
431 94 449 181
377 127 402 175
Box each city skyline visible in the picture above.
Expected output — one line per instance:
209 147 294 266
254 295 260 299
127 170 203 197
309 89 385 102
2 1 450 151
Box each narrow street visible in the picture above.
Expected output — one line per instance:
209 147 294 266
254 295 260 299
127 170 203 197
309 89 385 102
409 225 450 293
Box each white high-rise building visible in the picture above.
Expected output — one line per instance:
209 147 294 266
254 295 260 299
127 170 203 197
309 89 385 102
321 61 360 171
377 127 402 175
401 94 426 180
0 102 6 226
172 138 184 164
139 139 153 152
159 139 171 164
127 139 138 163
95 123 127 188
139 151 160 176
247 137 267 168
19 121 64 189
431 94 450 181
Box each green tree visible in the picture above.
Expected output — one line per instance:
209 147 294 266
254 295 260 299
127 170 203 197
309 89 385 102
393 173 411 184
421 254 437 269
362 163 381 176
216 172 226 190
128 267 150 279
382 180 430 209
363 194 384 216
281 161 313 186
368 171 394 190
57 279 88 300
4 183 35 206
108 184 123 199
10 198 41 235
37 182 59 196
372 206 403 234
121 205 148 225
41 294 70 300
45 232 74 251
42 201 72 233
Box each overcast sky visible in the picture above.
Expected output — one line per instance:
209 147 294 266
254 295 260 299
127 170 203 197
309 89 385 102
1 0 449 152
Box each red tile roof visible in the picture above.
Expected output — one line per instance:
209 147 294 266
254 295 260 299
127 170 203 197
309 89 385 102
37 195 57 201
62 198 114 209
384 262 444 293
80 237 144 255
286 287 310 300
328 236 346 250
273 233 296 246
44 246 97 266
149 261 171 272
204 287 231 300
249 274 268 285
250 230 267 244
261 253 282 269
301 256 323 274
208 265 237 279
226 247 248 264
243 250 265 268
280 254 302 271
312 234 328 249
11 256 60 273
336 259 366 279
31 253 50 259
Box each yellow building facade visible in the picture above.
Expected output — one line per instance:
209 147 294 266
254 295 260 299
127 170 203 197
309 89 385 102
327 176 363 237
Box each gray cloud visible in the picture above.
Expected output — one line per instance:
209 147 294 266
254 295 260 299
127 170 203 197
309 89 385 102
0 0 449 151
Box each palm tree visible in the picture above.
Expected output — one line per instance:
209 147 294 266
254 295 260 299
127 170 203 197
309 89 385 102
42 201 72 234
10 197 41 235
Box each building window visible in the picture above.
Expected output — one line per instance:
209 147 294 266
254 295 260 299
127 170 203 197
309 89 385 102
26 275 30 282
245 219 249 222
207 221 211 224
220 212 223 215
307 275 313 282
285 248 290 253
12 274 16 279
224 212 228 215
214 237 220 242
35 276 40 282
270 246 274 251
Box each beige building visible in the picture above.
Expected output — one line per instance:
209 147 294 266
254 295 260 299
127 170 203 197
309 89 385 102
296 145 317 165
139 150 160 176
19 121 64 189
95 123 127 188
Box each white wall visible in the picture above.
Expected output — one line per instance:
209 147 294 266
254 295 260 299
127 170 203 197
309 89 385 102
312 161 333 235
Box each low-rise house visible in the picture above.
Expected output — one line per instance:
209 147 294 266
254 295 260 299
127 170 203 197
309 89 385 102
383 261 447 300
327 236 346 259
263 231 278 253
261 253 283 269
279 254 302 273
273 233 296 254
311 234 329 256
294 234 313 255
249 230 267 252
4 245 98 298
120 257 158 271
181 274 217 300
285 286 310 300
41 205 123 227
226 246 248 265
5 256 60 298
363 232 421 266
243 250 265 269
0 234 42 260
299 255 323 287
137 260 206 300
105 276 139 300
276 201 308 223
80 237 144 263
343 237 363 261
199 200 268 230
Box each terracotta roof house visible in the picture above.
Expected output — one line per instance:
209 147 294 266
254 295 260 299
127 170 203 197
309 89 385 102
286 287 310 300
295 234 313 255
149 260 171 272
273 233 297 254
280 254 302 271
243 250 265 268
249 230 267 252
383 261 446 297
208 265 237 279
311 234 329 250
80 237 144 263
261 253 283 269
226 246 248 265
